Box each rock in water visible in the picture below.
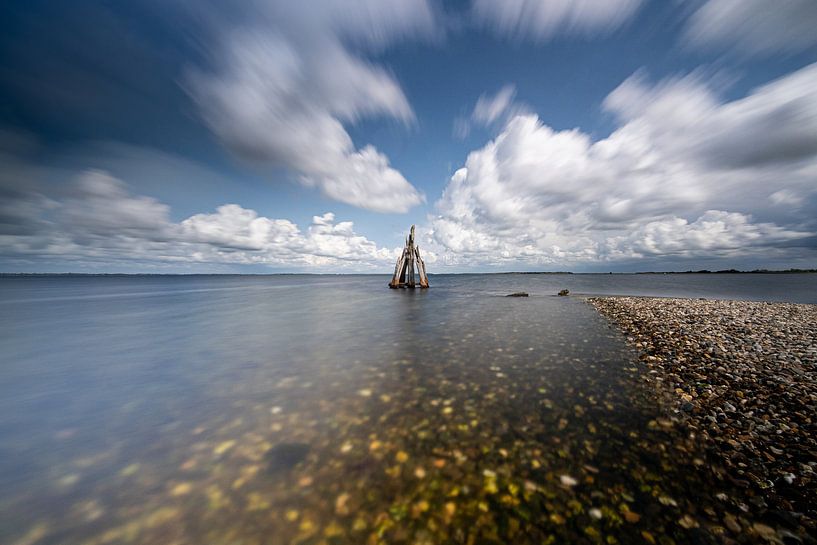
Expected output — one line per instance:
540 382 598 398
558 289 569 296
506 292 529 297
266 443 310 473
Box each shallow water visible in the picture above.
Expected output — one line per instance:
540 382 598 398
0 274 813 545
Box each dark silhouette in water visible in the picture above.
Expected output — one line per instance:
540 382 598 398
265 443 310 473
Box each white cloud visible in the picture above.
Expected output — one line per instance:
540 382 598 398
188 1 433 213
431 64 817 267
607 211 808 259
769 189 803 207
684 0 817 57
603 64 817 171
472 0 644 41
453 84 529 139
59 171 174 239
299 145 425 214
0 169 398 270
182 204 300 252
473 85 518 125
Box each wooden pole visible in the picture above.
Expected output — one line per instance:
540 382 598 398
407 226 416 288
389 248 407 288
399 247 408 284
415 246 429 288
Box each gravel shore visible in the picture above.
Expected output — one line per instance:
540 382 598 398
589 297 817 543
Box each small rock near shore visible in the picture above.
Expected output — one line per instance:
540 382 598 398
558 289 569 296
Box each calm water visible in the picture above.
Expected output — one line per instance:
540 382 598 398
0 274 814 545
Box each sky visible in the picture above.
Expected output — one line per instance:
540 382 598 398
1 0 817 273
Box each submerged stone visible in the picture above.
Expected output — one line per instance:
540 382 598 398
265 443 310 473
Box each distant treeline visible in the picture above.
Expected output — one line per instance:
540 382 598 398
511 269 817 275
635 269 817 274
502 269 817 275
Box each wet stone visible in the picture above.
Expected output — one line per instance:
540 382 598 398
265 443 311 473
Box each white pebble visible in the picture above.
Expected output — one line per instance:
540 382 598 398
559 475 578 487
589 508 602 519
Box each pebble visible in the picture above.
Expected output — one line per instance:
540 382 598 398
213 440 236 456
588 508 603 520
169 482 192 497
590 296 817 535
559 475 578 487
335 493 350 516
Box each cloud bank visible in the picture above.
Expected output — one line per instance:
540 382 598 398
188 1 435 213
0 168 396 271
431 63 817 267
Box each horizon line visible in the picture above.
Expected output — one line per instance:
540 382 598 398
2 268 816 277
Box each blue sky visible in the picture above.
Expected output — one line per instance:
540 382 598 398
1 0 816 272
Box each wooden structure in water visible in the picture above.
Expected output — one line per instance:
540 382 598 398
389 225 429 289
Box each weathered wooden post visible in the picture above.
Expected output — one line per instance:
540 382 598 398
416 246 429 288
407 230 415 287
389 225 430 289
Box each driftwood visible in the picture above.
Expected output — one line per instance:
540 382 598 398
389 225 429 289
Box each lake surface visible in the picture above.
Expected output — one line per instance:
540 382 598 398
1 274 815 545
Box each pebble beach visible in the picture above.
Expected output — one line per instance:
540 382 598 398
589 296 817 543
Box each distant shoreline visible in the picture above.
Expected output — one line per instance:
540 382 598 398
1 269 815 277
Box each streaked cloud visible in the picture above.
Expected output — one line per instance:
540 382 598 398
472 0 644 41
684 0 817 57
472 85 519 125
454 85 529 139
188 1 435 213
